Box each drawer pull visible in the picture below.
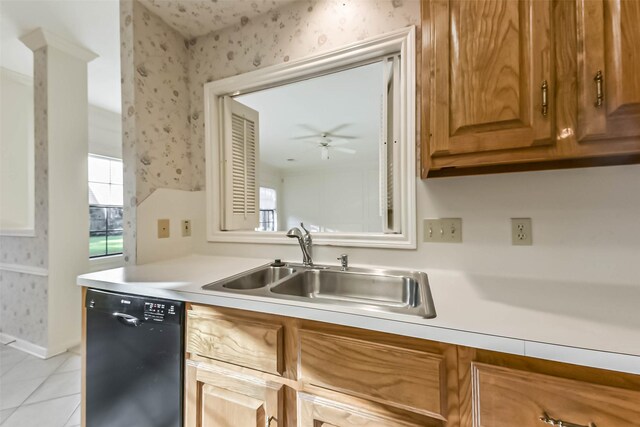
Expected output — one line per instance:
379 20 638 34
539 412 596 427
593 70 604 107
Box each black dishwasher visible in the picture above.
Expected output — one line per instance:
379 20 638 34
85 289 184 427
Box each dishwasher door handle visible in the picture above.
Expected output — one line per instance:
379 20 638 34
113 312 142 327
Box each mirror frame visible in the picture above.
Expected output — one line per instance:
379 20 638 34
204 26 416 249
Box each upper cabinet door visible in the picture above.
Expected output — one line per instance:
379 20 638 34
576 0 640 142
428 0 553 157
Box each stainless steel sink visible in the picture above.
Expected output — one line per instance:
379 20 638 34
202 265 296 290
202 263 436 319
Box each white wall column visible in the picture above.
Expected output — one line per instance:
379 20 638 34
21 28 97 355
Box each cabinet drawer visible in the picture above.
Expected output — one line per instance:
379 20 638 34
186 310 283 375
472 362 640 427
299 330 445 418
298 392 437 427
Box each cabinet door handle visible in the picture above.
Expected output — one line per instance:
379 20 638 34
541 80 549 117
539 411 596 427
594 70 604 107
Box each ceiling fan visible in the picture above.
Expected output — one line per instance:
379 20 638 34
292 124 357 160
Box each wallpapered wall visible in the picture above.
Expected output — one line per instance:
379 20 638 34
187 0 421 190
121 0 420 262
123 0 419 197
127 0 192 203
0 50 50 346
120 0 192 263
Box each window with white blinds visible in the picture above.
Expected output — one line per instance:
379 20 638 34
221 96 260 230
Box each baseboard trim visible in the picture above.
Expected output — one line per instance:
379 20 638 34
0 262 48 276
47 338 81 358
0 332 78 359
0 332 49 358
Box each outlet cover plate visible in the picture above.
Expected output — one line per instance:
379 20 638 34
158 219 170 239
511 218 532 245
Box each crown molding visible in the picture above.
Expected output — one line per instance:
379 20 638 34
20 28 98 62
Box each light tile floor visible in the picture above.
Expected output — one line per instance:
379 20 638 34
0 344 80 427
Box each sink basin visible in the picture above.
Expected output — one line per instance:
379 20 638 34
270 268 435 318
202 265 296 290
270 270 418 307
201 263 436 319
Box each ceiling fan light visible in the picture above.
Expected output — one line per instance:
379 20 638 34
321 146 329 160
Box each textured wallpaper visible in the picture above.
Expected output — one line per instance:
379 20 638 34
120 0 138 264
0 49 50 345
121 0 419 262
187 0 420 190
131 1 192 203
120 0 194 263
137 0 298 38
0 271 48 346
121 0 418 195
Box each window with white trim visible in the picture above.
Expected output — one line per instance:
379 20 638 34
88 155 123 258
258 187 277 231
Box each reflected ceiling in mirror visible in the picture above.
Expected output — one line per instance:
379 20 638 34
235 62 382 170
235 62 384 234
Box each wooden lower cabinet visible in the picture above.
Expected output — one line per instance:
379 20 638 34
471 363 640 427
299 330 446 418
185 363 283 427
184 304 640 427
298 393 432 427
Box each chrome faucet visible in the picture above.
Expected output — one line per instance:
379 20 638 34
286 222 313 266
337 254 348 271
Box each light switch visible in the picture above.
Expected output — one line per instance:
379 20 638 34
181 220 191 237
423 218 462 243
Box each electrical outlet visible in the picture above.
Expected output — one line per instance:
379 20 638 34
181 220 191 237
511 218 532 245
423 218 462 243
157 219 170 239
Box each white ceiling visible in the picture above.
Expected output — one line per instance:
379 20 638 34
0 0 298 114
0 0 121 113
236 61 384 172
137 0 297 39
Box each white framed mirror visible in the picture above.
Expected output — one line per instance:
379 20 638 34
204 26 416 249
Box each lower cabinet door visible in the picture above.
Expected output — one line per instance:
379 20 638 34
298 392 435 427
472 362 640 427
185 363 282 427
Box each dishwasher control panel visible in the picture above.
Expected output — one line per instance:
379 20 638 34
143 302 177 322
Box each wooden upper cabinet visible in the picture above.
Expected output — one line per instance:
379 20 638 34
576 0 640 142
427 0 553 158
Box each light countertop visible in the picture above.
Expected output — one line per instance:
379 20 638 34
77 254 640 375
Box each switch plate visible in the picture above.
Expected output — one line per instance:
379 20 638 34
511 218 532 245
423 218 462 243
181 220 191 237
157 219 170 239
442 218 463 243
